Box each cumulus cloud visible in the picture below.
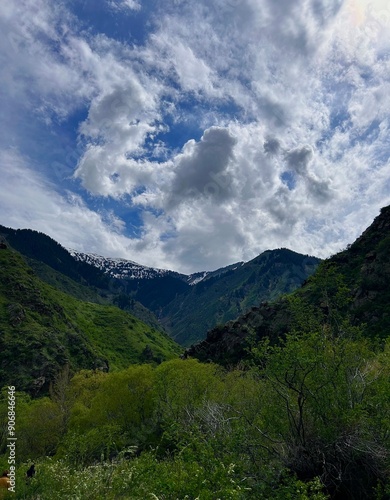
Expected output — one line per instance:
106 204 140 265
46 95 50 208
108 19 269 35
168 127 237 206
1 0 390 273
0 150 131 257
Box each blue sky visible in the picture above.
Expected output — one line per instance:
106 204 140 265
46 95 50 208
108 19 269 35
0 0 390 273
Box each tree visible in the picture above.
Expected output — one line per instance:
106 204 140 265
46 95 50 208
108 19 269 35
249 326 390 498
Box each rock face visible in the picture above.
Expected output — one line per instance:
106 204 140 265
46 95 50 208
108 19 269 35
186 206 390 365
184 299 292 364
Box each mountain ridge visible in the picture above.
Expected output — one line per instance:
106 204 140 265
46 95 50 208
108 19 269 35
0 225 166 332
161 248 320 346
0 244 181 395
0 223 321 347
185 205 390 364
69 248 245 286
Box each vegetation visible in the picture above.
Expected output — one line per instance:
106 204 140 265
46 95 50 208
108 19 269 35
0 225 320 346
1 259 390 498
0 248 181 394
161 249 320 346
0 225 110 290
0 224 165 332
1 322 389 499
188 206 390 362
1 208 390 497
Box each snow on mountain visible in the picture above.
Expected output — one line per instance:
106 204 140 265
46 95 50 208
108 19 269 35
187 272 209 286
68 250 245 285
68 249 177 280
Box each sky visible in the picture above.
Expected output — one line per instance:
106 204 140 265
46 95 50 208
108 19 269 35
0 0 389 274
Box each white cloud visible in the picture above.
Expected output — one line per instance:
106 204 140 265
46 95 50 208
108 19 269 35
0 1 92 122
0 150 127 255
0 0 390 273
108 0 141 11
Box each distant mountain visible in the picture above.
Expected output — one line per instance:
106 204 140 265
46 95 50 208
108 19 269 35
186 205 390 364
69 249 243 285
0 224 320 349
71 248 320 346
0 245 181 395
161 249 320 346
69 249 186 281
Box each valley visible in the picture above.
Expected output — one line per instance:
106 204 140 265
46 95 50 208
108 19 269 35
1 207 390 499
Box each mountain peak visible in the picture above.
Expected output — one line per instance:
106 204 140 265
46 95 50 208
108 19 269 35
68 249 176 281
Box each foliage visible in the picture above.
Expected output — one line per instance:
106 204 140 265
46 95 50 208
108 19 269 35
250 332 389 497
0 248 181 394
1 333 389 498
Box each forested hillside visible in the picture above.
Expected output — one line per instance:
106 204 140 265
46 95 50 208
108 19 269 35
186 205 390 364
0 247 181 395
0 224 320 346
0 225 166 333
161 249 319 345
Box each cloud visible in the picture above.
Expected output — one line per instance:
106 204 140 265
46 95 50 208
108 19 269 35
264 137 282 156
0 1 93 124
167 127 237 206
1 0 390 274
108 0 141 11
285 145 313 175
0 150 131 256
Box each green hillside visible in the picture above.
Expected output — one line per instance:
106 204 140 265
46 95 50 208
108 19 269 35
0 224 166 333
186 205 390 364
161 249 320 345
0 247 181 395
0 225 110 289
27 257 165 333
0 225 321 348
1 211 390 499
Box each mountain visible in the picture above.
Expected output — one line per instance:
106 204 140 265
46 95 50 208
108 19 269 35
71 248 320 346
69 249 243 285
0 224 320 348
69 249 187 281
186 205 390 364
0 225 164 332
0 244 181 395
0 225 110 289
160 249 320 346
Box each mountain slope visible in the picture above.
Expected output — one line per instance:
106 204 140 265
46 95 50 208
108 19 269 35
186 205 390 364
0 225 110 289
0 225 165 332
67 248 320 346
161 249 320 346
0 246 181 395
0 225 320 348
